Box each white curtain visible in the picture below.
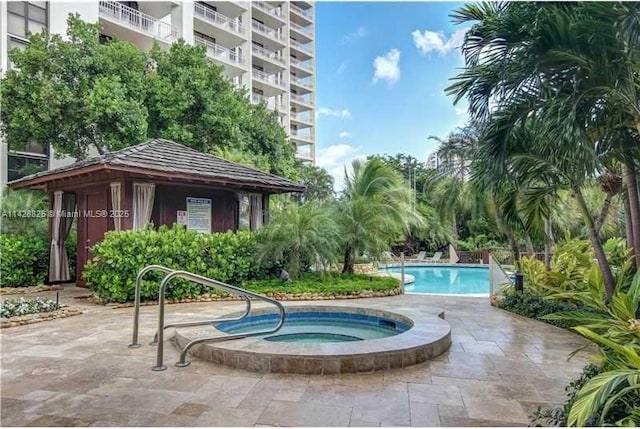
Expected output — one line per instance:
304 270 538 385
49 191 63 282
249 194 263 231
49 192 76 282
110 182 122 231
132 183 156 230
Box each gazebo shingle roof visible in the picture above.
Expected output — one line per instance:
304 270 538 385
8 139 304 193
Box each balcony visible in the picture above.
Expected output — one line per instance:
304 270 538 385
252 69 286 88
252 45 286 65
290 112 314 124
295 148 314 161
194 3 245 35
253 1 284 19
290 21 313 37
290 57 313 72
99 1 178 42
194 36 245 66
291 76 313 90
251 20 285 42
290 129 314 142
290 93 314 106
290 39 313 54
290 3 313 20
252 93 285 112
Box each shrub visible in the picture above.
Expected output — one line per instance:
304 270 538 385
245 273 399 295
498 291 582 328
531 364 604 426
83 224 257 302
0 297 60 318
0 234 48 287
256 201 340 279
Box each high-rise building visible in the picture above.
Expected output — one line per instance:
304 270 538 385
0 1 316 189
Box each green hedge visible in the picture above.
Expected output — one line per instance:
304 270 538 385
0 234 48 287
244 273 399 295
83 224 257 302
498 291 583 328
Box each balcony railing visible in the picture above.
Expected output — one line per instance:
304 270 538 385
290 93 313 105
290 21 313 36
252 69 286 87
194 36 244 65
290 57 313 72
290 112 313 123
295 149 314 160
251 20 284 41
290 39 313 54
194 3 244 35
251 45 285 65
291 76 313 89
99 1 178 41
251 93 284 111
290 130 314 141
253 1 284 18
290 3 313 19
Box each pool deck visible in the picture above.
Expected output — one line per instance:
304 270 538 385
1 287 594 427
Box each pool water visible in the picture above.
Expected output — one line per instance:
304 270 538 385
388 265 489 295
215 311 411 343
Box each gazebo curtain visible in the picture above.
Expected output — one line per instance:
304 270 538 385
132 182 155 230
110 182 122 231
49 191 76 282
249 194 263 231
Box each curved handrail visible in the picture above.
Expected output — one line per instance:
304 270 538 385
149 296 252 345
129 265 176 348
152 270 286 371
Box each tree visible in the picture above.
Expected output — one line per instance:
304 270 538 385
446 2 640 298
337 158 423 274
256 201 340 279
1 15 297 178
1 15 148 159
296 164 335 203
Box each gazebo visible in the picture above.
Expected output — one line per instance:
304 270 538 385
8 139 304 286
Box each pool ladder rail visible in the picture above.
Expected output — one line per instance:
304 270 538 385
128 265 286 371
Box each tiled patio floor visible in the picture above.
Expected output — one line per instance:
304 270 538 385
1 287 593 426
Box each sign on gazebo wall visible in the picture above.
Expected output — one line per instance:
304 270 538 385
186 197 212 234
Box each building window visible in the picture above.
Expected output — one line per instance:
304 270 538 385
7 153 49 182
194 31 215 44
7 1 48 39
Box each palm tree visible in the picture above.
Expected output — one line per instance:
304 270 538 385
338 158 423 274
256 201 340 279
446 2 640 298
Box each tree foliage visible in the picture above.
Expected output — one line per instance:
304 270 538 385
1 15 296 178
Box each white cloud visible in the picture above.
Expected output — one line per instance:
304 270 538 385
339 131 351 138
455 105 467 116
317 107 351 119
372 49 401 85
341 26 368 44
412 28 468 55
316 144 362 192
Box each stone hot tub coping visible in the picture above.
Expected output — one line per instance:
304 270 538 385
174 304 451 374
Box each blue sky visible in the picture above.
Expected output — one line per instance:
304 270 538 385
314 1 469 188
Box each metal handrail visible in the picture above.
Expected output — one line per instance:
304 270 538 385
98 1 178 41
194 2 245 34
129 265 176 348
153 270 286 371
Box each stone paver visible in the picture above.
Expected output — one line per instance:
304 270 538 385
0 287 594 427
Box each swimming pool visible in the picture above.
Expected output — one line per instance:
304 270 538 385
215 311 411 343
387 265 489 295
